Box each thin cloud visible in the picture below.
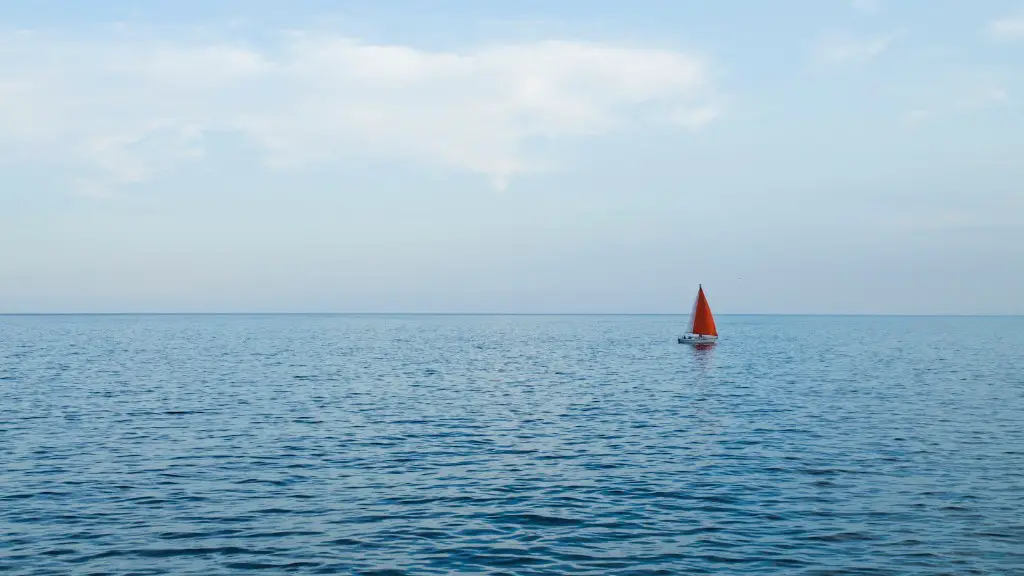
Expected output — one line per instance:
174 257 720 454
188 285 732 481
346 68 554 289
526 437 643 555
813 32 895 67
0 28 721 195
988 13 1024 41
903 108 931 125
903 79 1010 126
851 0 881 14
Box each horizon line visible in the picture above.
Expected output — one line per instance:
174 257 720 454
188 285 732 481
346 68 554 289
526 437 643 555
0 312 1020 317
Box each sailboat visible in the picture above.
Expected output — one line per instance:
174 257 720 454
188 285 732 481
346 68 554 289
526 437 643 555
678 284 718 344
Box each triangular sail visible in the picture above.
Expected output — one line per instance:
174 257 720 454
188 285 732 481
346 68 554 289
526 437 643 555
689 285 718 337
687 291 699 334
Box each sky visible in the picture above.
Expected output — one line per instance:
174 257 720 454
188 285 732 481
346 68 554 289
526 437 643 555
1 0 1022 314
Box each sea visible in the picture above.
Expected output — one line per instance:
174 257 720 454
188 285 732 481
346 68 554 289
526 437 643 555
2 314 1022 575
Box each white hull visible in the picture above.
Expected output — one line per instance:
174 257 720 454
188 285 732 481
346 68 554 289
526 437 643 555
677 334 717 345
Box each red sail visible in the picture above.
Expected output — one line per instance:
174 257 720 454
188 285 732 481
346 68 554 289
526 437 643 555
689 285 718 337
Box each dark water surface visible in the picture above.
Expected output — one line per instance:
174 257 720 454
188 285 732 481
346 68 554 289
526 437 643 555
2 314 1023 574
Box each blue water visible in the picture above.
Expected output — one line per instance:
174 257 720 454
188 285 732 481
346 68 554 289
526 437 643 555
2 314 1023 574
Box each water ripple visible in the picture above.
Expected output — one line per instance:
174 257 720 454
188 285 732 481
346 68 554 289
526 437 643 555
2 314 1023 574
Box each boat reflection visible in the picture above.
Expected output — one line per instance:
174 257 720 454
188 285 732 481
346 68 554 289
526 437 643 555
691 340 716 370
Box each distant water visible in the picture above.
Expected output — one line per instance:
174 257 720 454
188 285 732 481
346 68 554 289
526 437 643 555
2 314 1023 575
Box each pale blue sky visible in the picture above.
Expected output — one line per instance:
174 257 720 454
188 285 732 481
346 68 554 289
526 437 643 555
1 0 1022 314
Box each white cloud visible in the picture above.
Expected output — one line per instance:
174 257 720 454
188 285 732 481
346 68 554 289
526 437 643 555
988 13 1024 42
813 32 894 67
0 28 720 194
